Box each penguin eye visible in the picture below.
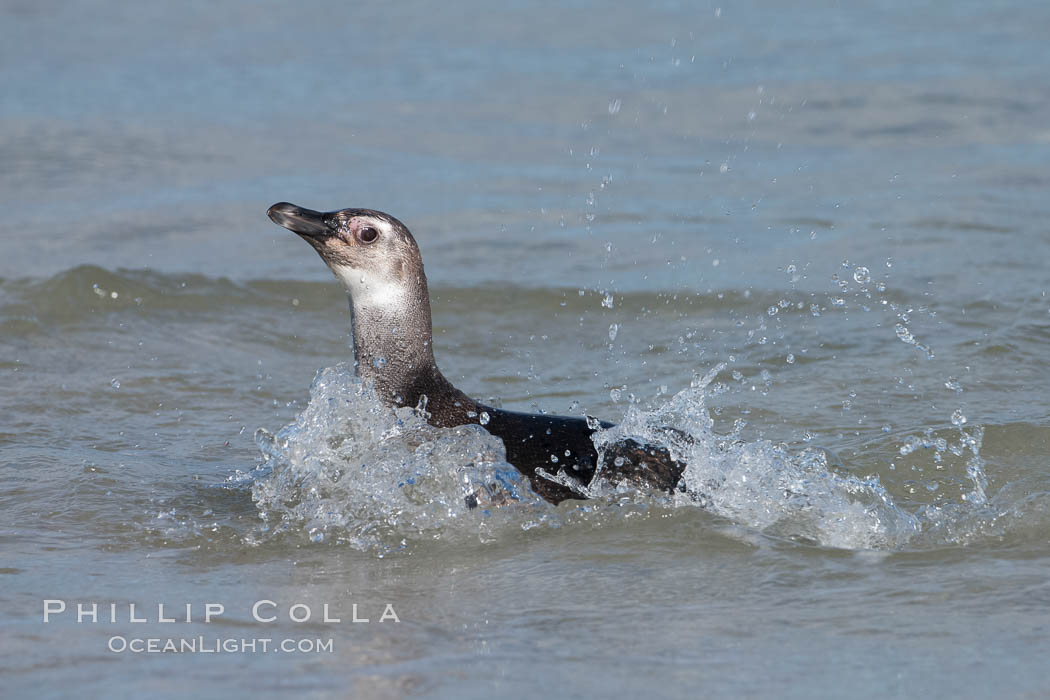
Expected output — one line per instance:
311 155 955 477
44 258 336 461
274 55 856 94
357 227 379 244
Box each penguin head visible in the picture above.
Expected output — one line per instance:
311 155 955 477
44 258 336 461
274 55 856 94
268 202 426 310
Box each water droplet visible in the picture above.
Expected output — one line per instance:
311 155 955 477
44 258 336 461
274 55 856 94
786 353 795 364
550 454 559 463
478 411 490 426
853 266 870 284
609 388 622 402
602 293 614 309
895 324 935 358
585 416 601 430
951 409 967 426
110 378 121 389
945 377 962 393
372 356 387 369
608 323 619 341
613 456 625 467
767 306 778 316
608 98 622 115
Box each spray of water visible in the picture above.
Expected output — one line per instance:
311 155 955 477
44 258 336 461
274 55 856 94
589 364 923 549
250 364 547 553
248 356 1006 553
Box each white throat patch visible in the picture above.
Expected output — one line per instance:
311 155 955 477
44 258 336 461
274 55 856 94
331 264 407 310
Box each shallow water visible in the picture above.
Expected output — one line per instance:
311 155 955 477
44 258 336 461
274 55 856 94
3 1 1050 697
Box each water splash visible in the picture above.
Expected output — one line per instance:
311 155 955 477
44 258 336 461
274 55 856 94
250 364 544 553
249 362 1002 554
590 365 922 549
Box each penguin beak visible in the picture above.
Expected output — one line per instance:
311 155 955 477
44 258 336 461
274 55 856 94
267 202 333 240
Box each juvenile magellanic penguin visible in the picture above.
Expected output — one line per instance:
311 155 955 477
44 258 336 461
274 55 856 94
267 202 685 504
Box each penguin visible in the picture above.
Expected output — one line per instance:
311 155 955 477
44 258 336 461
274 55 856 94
267 202 685 504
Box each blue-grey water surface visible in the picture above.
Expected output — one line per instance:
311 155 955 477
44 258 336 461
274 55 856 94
3 1 1050 698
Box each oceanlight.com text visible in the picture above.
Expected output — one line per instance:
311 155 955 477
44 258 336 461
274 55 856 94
107 636 335 654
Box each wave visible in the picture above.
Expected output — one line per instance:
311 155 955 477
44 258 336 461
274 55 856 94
0 264 930 324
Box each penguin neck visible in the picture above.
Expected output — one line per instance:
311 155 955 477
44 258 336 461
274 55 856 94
347 293 429 398
345 287 474 423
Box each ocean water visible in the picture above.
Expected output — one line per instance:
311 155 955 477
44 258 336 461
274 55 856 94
3 1 1050 697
